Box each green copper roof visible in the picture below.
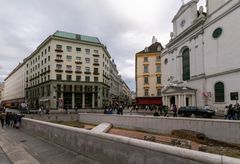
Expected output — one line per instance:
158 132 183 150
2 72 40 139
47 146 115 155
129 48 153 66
53 31 101 44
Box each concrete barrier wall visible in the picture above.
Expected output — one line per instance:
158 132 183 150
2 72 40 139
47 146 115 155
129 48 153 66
78 114 240 144
21 118 240 164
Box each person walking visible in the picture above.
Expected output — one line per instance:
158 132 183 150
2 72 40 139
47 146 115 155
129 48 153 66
0 112 5 127
173 105 177 117
224 105 229 120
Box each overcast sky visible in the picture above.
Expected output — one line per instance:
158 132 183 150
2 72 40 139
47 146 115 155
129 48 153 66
0 0 205 91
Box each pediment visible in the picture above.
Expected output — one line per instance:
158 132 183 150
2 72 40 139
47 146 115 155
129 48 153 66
162 86 196 94
172 0 199 22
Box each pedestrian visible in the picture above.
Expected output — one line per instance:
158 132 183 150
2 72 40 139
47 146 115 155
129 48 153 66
75 105 78 114
0 112 5 127
38 107 42 116
163 105 169 117
224 105 229 120
119 105 123 115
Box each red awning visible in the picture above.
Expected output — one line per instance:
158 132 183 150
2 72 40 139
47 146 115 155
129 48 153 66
136 97 162 105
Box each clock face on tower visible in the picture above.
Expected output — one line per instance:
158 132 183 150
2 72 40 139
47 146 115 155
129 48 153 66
181 19 186 28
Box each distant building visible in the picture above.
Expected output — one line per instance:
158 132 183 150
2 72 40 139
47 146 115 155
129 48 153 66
0 82 4 104
161 0 240 110
135 37 163 106
2 63 25 108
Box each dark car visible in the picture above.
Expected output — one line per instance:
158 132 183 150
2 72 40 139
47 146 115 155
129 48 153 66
178 106 215 118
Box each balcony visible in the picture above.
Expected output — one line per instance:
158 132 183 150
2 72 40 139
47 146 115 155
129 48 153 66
75 71 82 74
84 72 91 75
93 63 99 66
55 69 63 72
93 72 99 75
93 54 100 57
65 70 73 73
55 59 63 62
55 49 63 52
75 61 82 64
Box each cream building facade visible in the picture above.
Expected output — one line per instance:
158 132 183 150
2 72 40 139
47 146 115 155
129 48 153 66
161 0 240 110
2 63 25 108
135 38 163 106
24 31 111 109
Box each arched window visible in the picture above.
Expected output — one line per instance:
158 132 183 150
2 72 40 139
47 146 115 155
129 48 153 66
215 82 224 102
182 48 190 81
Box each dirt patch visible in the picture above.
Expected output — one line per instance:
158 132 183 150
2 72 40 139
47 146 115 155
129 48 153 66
108 128 240 158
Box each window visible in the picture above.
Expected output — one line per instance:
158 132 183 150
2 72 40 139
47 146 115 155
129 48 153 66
76 66 81 71
48 56 50 61
76 56 81 62
66 56 72 62
66 46 72 52
85 58 90 63
46 85 50 96
56 44 62 49
157 89 161 96
144 57 148 62
85 49 90 54
144 89 149 96
94 50 98 54
94 58 99 64
157 76 161 84
48 46 50 52
182 48 190 81
94 68 98 73
144 65 148 73
66 75 72 81
45 49 47 54
144 77 148 84
56 74 62 80
156 65 161 72
76 76 81 81
76 47 81 52
85 76 90 82
156 55 161 61
85 67 90 72
56 64 62 70
66 65 72 71
94 77 98 82
215 82 224 102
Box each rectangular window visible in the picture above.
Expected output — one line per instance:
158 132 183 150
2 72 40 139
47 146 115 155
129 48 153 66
144 57 148 62
157 89 161 96
85 67 90 72
66 46 72 52
56 74 62 80
156 65 161 72
94 58 99 64
48 56 50 62
85 76 90 82
85 58 90 63
56 44 62 49
76 56 81 62
66 65 72 71
76 47 81 52
85 48 90 54
94 68 98 74
76 76 81 81
94 50 98 54
144 65 148 73
48 46 50 52
56 64 62 70
94 77 98 82
157 76 161 84
144 89 149 96
66 56 72 62
66 75 72 81
144 77 148 84
76 66 81 71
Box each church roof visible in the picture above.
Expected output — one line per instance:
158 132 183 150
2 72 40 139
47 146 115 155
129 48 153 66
162 85 196 94
136 42 163 54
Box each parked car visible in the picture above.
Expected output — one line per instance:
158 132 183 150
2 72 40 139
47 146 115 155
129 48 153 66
178 106 215 118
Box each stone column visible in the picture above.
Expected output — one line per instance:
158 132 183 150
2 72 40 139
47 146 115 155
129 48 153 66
178 95 181 108
82 93 85 109
72 93 75 109
183 95 186 106
92 93 95 108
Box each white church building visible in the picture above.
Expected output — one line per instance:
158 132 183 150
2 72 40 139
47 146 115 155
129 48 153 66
161 0 240 111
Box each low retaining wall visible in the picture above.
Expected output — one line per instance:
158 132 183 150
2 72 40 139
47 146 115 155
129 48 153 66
21 118 240 164
78 114 240 144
